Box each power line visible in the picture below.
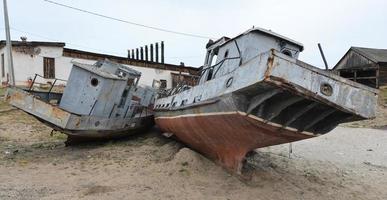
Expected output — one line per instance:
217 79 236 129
43 0 214 40
9 26 124 55
6 26 203 61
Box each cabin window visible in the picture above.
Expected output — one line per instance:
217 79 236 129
160 79 167 89
43 57 55 79
181 99 188 106
282 50 292 57
118 88 129 108
206 68 214 81
210 54 218 67
127 78 134 86
1 54 4 77
224 50 229 59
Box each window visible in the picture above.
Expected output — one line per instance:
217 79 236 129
160 79 167 89
224 50 229 58
43 57 55 79
210 54 218 66
1 54 4 77
281 50 292 57
118 88 129 108
127 78 134 86
206 68 213 81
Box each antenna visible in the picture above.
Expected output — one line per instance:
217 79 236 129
318 43 329 70
3 0 15 86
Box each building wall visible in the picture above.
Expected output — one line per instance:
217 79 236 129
0 46 188 89
335 50 375 70
0 45 65 85
334 49 380 88
379 64 387 87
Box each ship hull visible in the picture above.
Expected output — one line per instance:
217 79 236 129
156 110 312 172
5 87 155 141
154 50 377 173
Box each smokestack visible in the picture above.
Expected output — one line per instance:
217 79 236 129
136 48 139 60
155 42 159 63
161 41 164 64
131 49 135 59
140 47 144 60
145 45 148 61
127 50 131 58
150 44 154 62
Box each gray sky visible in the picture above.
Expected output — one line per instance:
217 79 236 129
1 0 387 68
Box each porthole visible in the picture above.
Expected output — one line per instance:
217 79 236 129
226 77 233 88
282 50 292 57
91 78 99 87
320 83 333 96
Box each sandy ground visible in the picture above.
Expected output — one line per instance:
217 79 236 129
343 105 387 129
0 102 386 199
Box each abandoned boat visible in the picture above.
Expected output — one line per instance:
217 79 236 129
5 60 155 141
154 28 378 173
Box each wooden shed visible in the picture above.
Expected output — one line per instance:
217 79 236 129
333 47 387 89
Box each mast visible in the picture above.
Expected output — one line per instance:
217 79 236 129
3 0 15 86
318 43 329 70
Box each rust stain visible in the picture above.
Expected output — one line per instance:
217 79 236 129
156 113 312 173
51 106 67 120
264 49 275 80
132 96 141 101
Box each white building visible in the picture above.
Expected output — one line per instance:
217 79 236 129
0 40 198 89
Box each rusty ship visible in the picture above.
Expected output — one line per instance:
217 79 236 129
154 28 378 173
5 60 155 142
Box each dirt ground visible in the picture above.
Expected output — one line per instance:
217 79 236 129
1 95 387 199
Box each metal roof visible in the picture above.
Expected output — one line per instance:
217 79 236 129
209 27 304 52
247 27 304 51
96 59 142 77
72 61 127 80
351 47 387 63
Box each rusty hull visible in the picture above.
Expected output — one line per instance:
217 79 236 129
156 111 312 172
154 50 378 173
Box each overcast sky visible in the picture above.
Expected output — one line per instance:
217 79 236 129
1 0 387 68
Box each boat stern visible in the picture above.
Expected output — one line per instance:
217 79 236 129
5 87 71 129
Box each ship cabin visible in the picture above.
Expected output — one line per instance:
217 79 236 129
199 28 304 85
59 60 145 118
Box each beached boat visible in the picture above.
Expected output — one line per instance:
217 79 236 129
154 28 378 173
5 60 155 142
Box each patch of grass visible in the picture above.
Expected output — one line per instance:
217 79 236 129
0 87 11 110
0 100 9 110
52 132 67 141
380 87 387 105
0 87 5 97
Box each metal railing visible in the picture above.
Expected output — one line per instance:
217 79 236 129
28 73 67 93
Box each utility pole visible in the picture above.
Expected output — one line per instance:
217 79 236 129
3 0 15 86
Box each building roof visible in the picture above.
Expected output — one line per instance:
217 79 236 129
63 48 199 74
0 40 65 48
0 39 199 74
333 46 387 70
351 47 387 63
